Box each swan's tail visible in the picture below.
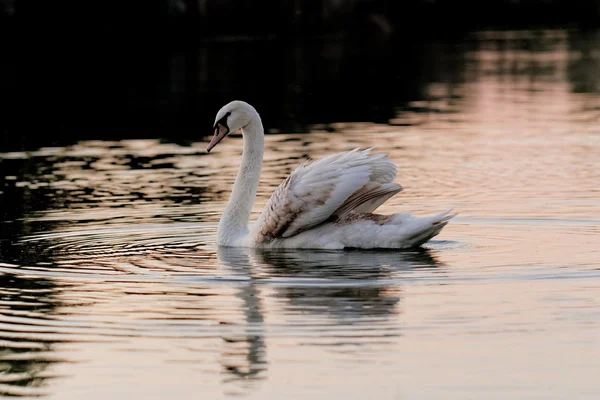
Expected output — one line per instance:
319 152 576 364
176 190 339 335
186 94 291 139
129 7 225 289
398 209 457 248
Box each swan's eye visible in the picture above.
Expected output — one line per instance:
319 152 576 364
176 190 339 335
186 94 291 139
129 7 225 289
215 111 231 132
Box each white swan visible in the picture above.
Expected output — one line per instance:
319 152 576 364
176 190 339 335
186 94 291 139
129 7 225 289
207 100 455 249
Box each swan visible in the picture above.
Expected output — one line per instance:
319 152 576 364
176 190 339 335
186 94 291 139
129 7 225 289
207 100 455 249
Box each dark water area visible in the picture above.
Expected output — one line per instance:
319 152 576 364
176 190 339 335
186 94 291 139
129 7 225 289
4 31 443 149
2 0 600 151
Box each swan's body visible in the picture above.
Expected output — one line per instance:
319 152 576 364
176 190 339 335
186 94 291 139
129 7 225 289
208 100 454 249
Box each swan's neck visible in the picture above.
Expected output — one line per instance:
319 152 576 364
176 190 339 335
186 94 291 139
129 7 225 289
217 119 264 245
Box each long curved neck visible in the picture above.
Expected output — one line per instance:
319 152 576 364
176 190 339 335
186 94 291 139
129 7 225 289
217 118 264 245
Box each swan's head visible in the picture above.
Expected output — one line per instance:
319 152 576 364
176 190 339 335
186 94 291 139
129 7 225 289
207 100 259 152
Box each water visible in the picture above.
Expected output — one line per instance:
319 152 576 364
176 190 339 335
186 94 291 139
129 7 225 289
1 28 600 399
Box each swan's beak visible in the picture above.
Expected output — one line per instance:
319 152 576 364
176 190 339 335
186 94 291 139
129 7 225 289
207 122 229 152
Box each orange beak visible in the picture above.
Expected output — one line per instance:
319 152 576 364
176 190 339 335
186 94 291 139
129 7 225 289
207 122 229 152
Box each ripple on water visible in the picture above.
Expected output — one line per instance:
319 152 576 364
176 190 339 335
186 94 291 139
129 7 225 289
4 213 599 286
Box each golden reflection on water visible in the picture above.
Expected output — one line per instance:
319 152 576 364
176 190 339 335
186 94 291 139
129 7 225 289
0 29 599 399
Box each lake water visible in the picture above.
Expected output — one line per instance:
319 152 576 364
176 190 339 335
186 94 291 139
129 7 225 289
1 28 599 399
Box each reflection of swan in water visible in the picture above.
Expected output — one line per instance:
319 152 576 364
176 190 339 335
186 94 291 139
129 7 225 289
215 247 267 397
252 247 442 279
251 247 441 321
215 246 443 395
217 245 442 327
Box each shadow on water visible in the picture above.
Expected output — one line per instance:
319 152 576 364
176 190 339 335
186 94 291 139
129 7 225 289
0 274 59 397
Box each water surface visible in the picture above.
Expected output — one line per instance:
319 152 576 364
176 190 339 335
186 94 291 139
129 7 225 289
0 28 599 399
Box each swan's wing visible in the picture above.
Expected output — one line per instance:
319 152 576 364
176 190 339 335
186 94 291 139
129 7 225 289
254 148 402 240
332 182 402 216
